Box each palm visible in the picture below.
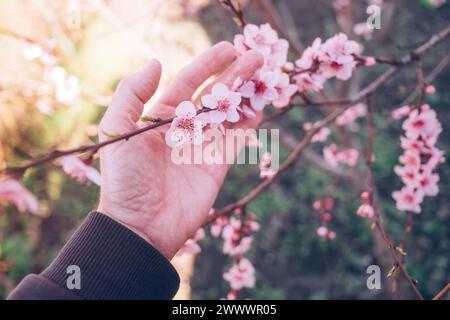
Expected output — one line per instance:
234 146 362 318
98 42 263 259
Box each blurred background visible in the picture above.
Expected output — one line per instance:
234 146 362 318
0 0 449 300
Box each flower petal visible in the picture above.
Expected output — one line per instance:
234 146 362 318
209 110 227 124
226 109 240 123
212 83 229 98
201 94 218 109
176 101 197 118
239 81 256 98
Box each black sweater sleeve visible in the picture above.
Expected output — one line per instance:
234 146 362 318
7 212 180 300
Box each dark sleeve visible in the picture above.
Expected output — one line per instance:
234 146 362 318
8 212 180 300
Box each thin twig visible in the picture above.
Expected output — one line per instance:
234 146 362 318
432 283 450 300
220 0 246 28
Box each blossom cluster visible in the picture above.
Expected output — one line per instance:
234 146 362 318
20 39 80 115
356 192 375 219
293 33 364 93
165 23 298 148
0 155 100 215
313 197 337 240
0 179 39 215
210 208 260 299
392 104 445 213
323 144 360 168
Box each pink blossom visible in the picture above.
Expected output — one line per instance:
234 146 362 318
425 85 436 95
272 73 297 108
303 122 330 143
392 105 412 120
399 150 421 170
392 187 424 213
60 155 101 186
360 191 370 201
201 83 241 124
316 226 328 237
319 33 361 80
165 101 205 147
239 70 279 111
211 215 230 238
364 57 377 67
223 258 256 291
400 136 423 153
313 200 322 210
357 204 375 218
233 34 248 55
265 39 289 70
0 179 39 214
20 41 43 60
354 23 373 40
227 291 238 300
46 66 80 105
295 38 322 70
324 144 359 167
323 144 340 167
327 231 337 240
283 62 294 71
423 146 445 171
239 101 257 119
222 217 259 256
243 23 279 56
403 108 442 146
394 165 420 186
235 23 289 72
418 171 440 196
294 73 325 93
323 197 335 210
335 103 367 126
259 152 277 178
336 149 359 166
320 59 357 81
223 236 253 257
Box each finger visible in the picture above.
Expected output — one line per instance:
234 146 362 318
157 41 235 107
201 50 264 93
100 59 161 136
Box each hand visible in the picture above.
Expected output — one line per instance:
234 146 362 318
97 42 264 259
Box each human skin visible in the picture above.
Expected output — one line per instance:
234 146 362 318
97 42 264 259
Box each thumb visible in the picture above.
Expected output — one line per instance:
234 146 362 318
100 59 162 137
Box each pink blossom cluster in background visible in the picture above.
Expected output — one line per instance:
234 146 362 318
303 122 331 143
357 192 375 219
313 197 337 240
60 155 101 186
323 144 360 168
20 39 80 115
392 103 445 213
0 179 39 215
210 208 260 299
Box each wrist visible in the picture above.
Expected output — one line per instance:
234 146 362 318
96 204 176 260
